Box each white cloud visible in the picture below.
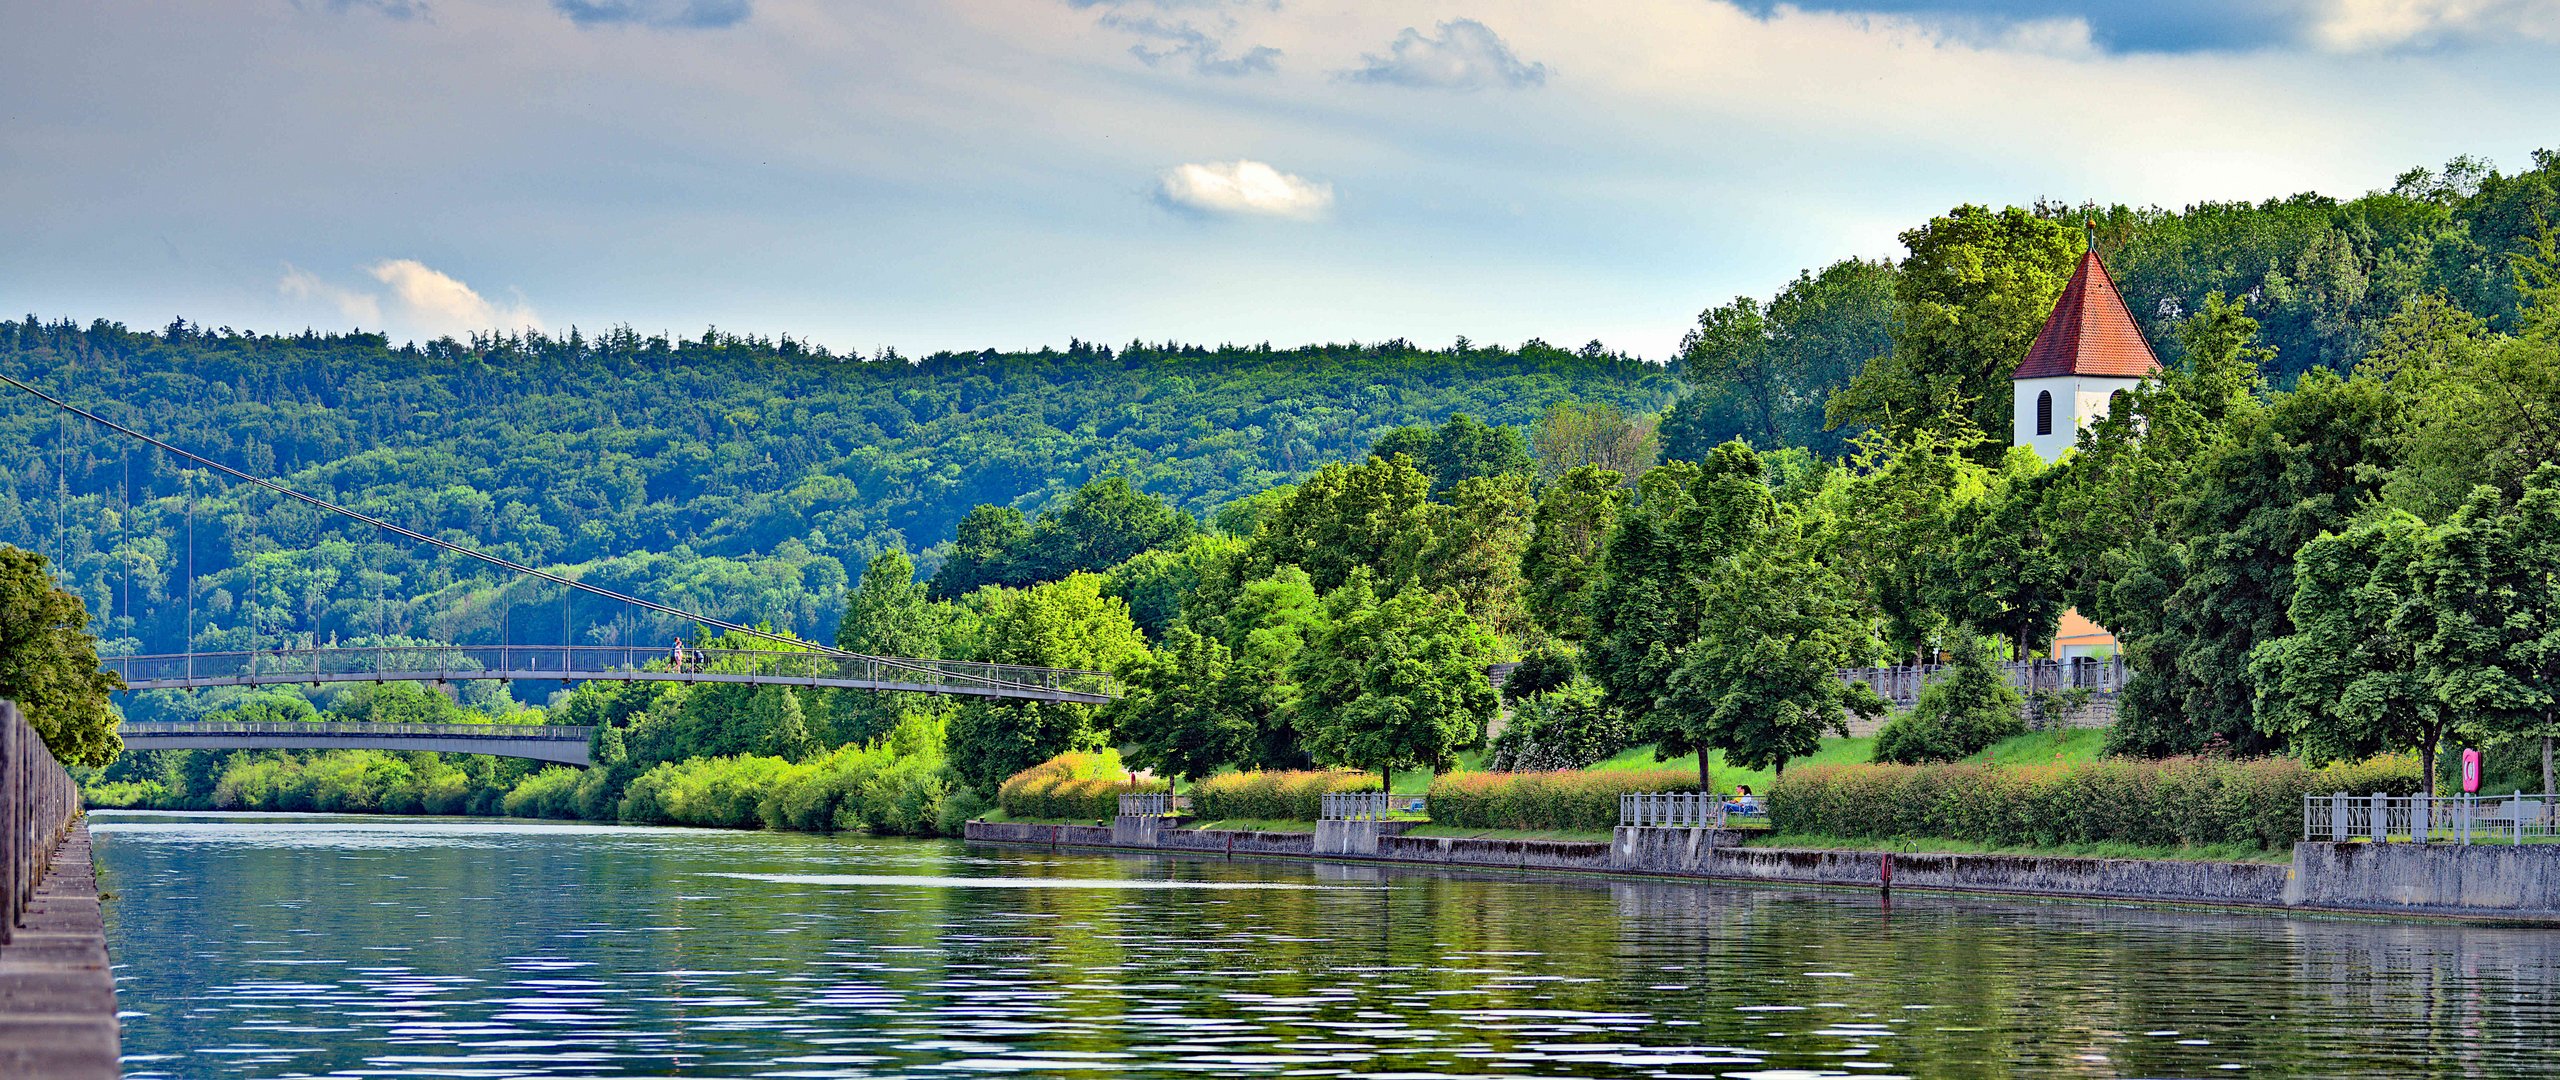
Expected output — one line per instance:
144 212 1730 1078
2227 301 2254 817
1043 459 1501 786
1341 18 1548 90
278 259 539 338
1156 160 1334 219
2306 0 2560 50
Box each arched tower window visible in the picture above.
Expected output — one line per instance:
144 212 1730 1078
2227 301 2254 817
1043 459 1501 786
2035 390 2053 436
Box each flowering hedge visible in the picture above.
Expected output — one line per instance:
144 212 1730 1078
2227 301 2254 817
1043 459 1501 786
1191 769 1379 821
1426 768 1700 831
1766 755 2422 850
997 750 1164 820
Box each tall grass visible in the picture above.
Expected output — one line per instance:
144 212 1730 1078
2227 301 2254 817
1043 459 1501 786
995 750 1163 820
1191 769 1378 821
1426 768 1699 831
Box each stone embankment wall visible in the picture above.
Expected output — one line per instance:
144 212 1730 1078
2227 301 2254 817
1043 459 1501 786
2289 842 2560 916
972 818 2560 920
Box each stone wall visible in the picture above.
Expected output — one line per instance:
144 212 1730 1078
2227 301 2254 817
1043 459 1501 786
0 822 121 1079
2289 842 2560 916
1377 834 1612 872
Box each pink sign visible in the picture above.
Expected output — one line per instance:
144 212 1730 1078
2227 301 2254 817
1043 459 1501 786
2463 748 2483 794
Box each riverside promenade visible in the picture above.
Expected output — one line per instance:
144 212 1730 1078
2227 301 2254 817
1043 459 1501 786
967 815 2560 922
0 701 121 1079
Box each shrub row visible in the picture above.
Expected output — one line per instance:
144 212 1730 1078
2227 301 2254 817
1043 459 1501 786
1766 755 2422 850
615 741 983 836
997 750 1165 820
1426 767 1699 831
1191 769 1378 821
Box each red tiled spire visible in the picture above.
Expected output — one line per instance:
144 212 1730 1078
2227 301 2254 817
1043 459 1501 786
2012 248 2162 380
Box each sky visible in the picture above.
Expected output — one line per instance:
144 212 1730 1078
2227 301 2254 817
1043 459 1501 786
4 0 2558 360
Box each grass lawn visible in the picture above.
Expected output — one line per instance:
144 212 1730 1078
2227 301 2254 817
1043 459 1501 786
977 809 1110 826
1583 737 1878 792
1182 818 1318 834
1746 831 2289 863
1970 728 2108 765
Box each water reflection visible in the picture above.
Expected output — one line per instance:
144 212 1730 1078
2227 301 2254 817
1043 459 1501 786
91 811 2560 1078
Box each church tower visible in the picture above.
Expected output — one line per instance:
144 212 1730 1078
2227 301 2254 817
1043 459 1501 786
2011 240 2160 462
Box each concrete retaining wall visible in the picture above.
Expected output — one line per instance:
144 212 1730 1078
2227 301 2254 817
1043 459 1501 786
2290 842 2560 916
967 819 2560 920
0 822 121 1079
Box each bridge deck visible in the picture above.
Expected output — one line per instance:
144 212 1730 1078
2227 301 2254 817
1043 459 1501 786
104 646 1119 704
117 721 597 766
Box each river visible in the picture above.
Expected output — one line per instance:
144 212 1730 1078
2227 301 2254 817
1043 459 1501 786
86 810 2560 1078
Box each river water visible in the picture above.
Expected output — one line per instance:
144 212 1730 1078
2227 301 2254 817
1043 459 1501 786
87 811 2560 1078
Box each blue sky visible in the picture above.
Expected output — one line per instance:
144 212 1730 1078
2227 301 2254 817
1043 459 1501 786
4 0 2557 359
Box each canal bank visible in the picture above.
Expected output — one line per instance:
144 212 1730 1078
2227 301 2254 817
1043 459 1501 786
1 700 121 1079
966 817 2560 922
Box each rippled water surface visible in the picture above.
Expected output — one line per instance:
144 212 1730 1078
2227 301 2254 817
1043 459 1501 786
91 811 2560 1078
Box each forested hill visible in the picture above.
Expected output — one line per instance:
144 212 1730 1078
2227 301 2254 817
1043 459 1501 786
0 321 1675 657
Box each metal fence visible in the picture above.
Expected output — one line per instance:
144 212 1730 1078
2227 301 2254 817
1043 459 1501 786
1617 792 1769 829
2302 791 2560 845
2 700 83 946
1321 792 1416 821
1843 656 2130 706
100 645 1121 701
118 719 592 741
1117 793 1191 817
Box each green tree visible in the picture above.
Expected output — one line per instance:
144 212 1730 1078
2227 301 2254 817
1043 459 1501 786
1245 456 1436 592
1826 206 2080 447
0 546 123 765
1647 460 1885 788
1290 573 1501 790
1111 625 1253 785
1584 447 1774 729
2250 513 2449 780
1420 473 1534 647
1531 401 1658 484
930 505 1031 599
1873 635 2024 764
1663 258 1896 457
1369 413 1534 497
1813 426 1993 661
945 573 1151 792
1521 465 1627 641
2405 468 2560 792
1929 448 2071 658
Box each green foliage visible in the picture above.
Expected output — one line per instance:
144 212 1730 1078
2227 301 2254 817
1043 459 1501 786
1425 767 1697 831
1 322 1670 676
1872 637 2025 764
1497 648 1575 703
1188 768 1378 821
1244 457 1436 593
1826 206 2081 446
1530 401 1658 485
2250 513 2446 773
995 749 1159 820
1664 258 1896 458
1768 755 2421 851
1368 413 1533 498
1520 465 1625 642
929 475 1199 598
1101 534 1241 640
944 572 1150 792
0 545 124 766
2403 467 2560 762
1289 574 1502 783
1487 679 1633 771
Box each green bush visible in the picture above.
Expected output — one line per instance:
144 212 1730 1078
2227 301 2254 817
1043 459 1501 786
501 767 588 820
1489 679 1633 771
1767 754 2422 850
996 749 1162 820
1191 769 1378 821
1426 767 1697 831
1873 638 2024 764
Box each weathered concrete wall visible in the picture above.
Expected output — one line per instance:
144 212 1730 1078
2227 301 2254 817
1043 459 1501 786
1378 834 1611 871
1154 827 1316 857
1882 850 2288 905
1112 815 1186 847
1314 819 1380 856
2289 842 2560 916
1610 826 1741 875
0 822 121 1079
964 821 1114 847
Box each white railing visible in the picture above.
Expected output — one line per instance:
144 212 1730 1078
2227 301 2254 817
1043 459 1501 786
1843 656 2130 705
2302 791 2560 845
1617 792 1769 829
1117 793 1190 817
1321 792 1413 821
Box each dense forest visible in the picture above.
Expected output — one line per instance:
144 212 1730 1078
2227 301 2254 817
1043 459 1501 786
23 149 2560 826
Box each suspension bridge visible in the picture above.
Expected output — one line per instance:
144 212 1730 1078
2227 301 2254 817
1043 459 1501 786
2 371 1124 766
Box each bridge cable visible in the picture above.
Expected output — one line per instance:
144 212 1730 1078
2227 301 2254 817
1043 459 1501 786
0 370 908 666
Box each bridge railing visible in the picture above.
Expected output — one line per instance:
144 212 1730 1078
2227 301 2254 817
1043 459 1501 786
2 700 82 946
101 645 1121 699
118 720 592 741
1842 656 2129 706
